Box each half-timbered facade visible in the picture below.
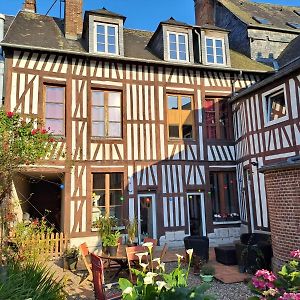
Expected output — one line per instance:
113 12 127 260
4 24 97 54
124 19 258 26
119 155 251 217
0 0 274 247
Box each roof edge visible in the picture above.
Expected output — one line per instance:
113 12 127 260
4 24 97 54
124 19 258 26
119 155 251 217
259 156 300 173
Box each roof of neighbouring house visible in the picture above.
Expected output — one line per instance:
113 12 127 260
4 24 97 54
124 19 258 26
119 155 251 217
218 0 300 32
1 11 272 73
4 15 14 36
277 35 300 67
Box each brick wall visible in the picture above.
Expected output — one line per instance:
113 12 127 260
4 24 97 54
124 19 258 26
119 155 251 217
264 167 300 270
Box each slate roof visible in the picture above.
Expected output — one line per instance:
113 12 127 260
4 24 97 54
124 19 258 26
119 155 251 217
4 15 14 36
160 17 192 28
277 35 300 67
219 0 300 32
1 11 272 72
86 7 126 20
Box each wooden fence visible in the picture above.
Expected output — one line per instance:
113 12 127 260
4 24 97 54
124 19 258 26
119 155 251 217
18 232 69 260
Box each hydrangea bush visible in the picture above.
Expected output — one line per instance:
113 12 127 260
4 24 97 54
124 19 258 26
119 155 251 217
249 250 300 300
119 243 215 300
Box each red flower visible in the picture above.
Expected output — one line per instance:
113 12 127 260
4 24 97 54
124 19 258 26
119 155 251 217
49 138 55 143
6 112 14 118
41 129 48 134
31 129 37 135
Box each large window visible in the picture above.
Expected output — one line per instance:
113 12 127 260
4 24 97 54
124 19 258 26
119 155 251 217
167 94 194 139
95 22 119 55
45 86 65 136
205 37 225 65
265 88 287 124
205 98 230 140
209 172 239 222
92 90 122 138
168 32 189 62
92 173 123 221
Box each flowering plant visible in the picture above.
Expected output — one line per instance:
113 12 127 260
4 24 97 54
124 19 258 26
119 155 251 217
249 250 300 300
119 243 215 300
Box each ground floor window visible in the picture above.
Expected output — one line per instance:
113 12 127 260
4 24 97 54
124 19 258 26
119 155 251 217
209 172 239 222
92 173 123 223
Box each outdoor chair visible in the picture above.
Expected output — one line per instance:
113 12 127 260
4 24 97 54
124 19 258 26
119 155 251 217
143 237 158 246
183 236 209 262
79 242 93 285
126 245 147 282
91 253 122 300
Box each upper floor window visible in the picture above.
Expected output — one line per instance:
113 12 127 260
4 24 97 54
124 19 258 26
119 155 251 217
167 94 194 139
45 86 65 136
264 86 287 125
205 98 231 140
95 22 119 55
168 32 189 62
92 90 122 138
205 37 225 65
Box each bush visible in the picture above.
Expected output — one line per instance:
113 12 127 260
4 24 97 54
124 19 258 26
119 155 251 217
0 262 66 300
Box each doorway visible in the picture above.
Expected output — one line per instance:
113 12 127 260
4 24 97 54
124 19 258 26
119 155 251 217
137 194 157 243
187 193 206 236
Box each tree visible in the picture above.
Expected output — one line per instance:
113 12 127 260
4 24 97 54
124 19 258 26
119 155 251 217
0 110 55 238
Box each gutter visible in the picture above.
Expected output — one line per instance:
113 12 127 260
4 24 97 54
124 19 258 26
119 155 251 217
0 42 273 74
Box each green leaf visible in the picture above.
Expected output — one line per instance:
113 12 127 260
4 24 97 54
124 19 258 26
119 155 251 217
118 278 132 291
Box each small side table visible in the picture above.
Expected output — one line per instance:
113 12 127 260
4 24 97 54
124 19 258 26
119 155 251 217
214 245 237 265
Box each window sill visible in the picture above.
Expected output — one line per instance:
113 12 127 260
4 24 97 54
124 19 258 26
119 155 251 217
213 220 241 225
91 137 123 142
264 115 289 128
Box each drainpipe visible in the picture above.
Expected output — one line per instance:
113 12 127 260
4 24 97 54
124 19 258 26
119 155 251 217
0 14 5 106
194 29 202 64
231 70 243 96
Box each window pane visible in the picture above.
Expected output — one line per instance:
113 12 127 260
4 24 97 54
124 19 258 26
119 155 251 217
178 34 186 44
268 91 286 121
215 39 223 48
46 103 64 118
206 38 213 47
216 56 224 64
92 122 105 137
207 55 214 63
169 33 176 43
107 26 116 36
169 42 177 51
108 92 121 107
178 43 186 52
108 122 121 137
108 44 116 54
168 96 178 110
97 34 105 44
92 91 104 106
216 47 223 56
92 191 105 207
110 190 122 206
92 107 105 122
108 107 121 122
46 87 64 103
182 125 193 139
46 119 64 135
110 173 122 189
206 47 214 55
170 50 177 59
181 97 191 110
110 205 122 220
179 51 186 61
169 125 179 138
108 35 115 45
97 25 105 34
93 173 105 189
97 43 105 52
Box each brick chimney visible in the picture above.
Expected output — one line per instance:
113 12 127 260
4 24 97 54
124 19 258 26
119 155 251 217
194 0 216 26
23 0 36 13
64 0 83 40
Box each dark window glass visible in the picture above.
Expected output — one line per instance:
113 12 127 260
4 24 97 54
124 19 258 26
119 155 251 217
169 125 180 138
266 90 286 122
182 125 193 139
181 97 191 110
93 173 105 189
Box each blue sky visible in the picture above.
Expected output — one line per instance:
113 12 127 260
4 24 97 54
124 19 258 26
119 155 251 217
1 0 300 31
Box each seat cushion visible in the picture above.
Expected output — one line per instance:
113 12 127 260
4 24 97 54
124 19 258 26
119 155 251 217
215 245 237 265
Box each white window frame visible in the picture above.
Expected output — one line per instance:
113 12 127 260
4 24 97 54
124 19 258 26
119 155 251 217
94 22 119 55
262 84 288 127
167 31 189 62
205 37 226 65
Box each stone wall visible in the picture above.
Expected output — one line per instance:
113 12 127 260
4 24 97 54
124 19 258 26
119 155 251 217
263 164 300 270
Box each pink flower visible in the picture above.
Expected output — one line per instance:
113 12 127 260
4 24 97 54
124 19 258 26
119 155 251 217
6 111 14 118
290 250 300 259
279 293 300 300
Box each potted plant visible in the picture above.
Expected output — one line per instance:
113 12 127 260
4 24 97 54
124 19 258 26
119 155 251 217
64 246 79 271
200 264 215 282
126 218 137 246
102 231 121 256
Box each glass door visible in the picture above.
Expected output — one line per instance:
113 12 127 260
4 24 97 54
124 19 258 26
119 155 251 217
187 193 206 236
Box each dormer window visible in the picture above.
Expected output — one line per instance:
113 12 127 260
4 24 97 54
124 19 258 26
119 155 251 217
205 37 225 65
95 22 119 55
168 32 189 62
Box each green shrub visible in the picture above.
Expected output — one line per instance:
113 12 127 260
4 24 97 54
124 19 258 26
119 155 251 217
0 262 66 300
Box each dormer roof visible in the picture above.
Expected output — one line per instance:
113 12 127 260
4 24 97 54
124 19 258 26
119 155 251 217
86 7 126 21
160 17 192 28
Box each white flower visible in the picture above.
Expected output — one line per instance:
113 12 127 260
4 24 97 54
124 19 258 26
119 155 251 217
144 275 154 285
160 262 165 272
122 287 133 295
135 252 148 264
152 257 160 264
176 254 184 260
146 272 158 278
156 281 167 291
186 249 193 260
143 242 153 252
139 262 149 272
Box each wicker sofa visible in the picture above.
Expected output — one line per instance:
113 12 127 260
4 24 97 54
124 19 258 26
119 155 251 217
183 236 209 262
